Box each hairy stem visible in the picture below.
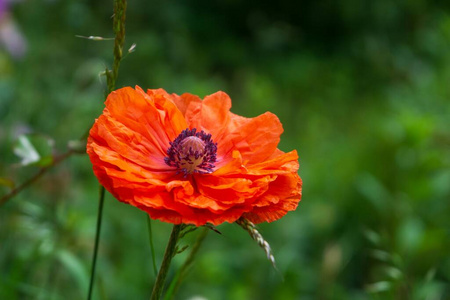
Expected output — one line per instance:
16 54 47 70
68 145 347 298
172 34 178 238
150 224 183 300
87 0 127 299
107 0 127 93
165 227 209 300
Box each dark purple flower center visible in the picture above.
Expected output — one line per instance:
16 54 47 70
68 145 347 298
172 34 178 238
165 128 217 175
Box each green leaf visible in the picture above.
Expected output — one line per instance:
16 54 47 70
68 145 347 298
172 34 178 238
57 250 89 295
384 266 403 280
366 281 392 293
363 228 381 246
146 215 158 276
369 249 391 262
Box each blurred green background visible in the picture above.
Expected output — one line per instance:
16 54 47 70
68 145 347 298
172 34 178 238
1 0 450 299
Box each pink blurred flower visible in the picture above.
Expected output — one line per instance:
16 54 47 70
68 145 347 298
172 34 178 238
0 0 27 59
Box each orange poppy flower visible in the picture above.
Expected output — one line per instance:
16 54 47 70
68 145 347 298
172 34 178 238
87 86 302 226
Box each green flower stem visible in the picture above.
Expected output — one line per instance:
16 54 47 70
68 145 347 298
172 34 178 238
150 224 183 300
87 185 105 300
164 227 209 300
87 0 127 299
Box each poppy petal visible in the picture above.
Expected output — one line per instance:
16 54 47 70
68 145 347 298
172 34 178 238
216 112 283 166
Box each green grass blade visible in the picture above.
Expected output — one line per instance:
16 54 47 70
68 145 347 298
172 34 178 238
147 215 158 276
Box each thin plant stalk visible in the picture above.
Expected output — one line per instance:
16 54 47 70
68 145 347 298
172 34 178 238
150 224 183 300
87 185 105 300
87 0 127 299
107 0 127 94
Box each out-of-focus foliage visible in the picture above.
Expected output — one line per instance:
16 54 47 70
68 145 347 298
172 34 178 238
1 0 450 299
